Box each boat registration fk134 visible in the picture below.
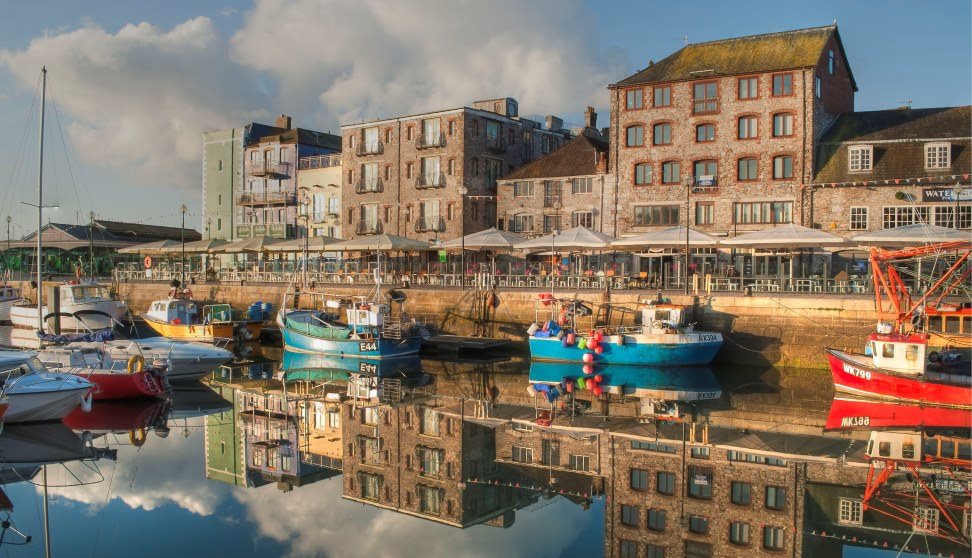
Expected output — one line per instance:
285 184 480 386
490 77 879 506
842 362 872 380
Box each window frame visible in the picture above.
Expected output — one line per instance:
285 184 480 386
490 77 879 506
653 85 672 107
634 205 681 227
849 206 868 231
625 88 645 110
647 508 666 531
630 468 649 491
737 76 759 100
737 114 758 140
634 162 653 186
838 498 863 525
625 125 645 147
729 521 751 546
771 72 794 97
772 155 795 180
692 80 719 114
828 49 835 75
661 161 680 184
848 144 873 172
620 504 640 527
693 159 718 181
695 201 714 226
765 485 786 510
924 142 951 169
730 481 752 506
695 122 716 143
733 201 794 225
772 112 795 137
737 157 758 181
656 471 676 495
653 121 673 146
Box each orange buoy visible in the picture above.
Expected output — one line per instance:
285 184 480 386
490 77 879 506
594 346 604 354
583 364 594 375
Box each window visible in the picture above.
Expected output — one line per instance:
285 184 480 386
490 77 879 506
696 123 715 142
631 440 677 453
848 145 873 171
772 156 794 179
772 73 793 96
361 473 380 500
738 77 758 99
540 439 560 466
731 481 752 505
839 498 863 525
362 126 380 153
572 177 593 194
485 158 502 188
762 526 784 550
216 218 222 231
621 504 640 526
419 407 440 436
772 113 794 137
730 522 750 545
656 471 676 495
691 446 710 459
620 540 638 558
688 467 713 499
925 142 951 168
689 515 709 534
646 544 666 558
511 446 533 463
512 213 534 233
653 123 672 145
647 508 666 531
726 450 790 466
385 129 393 143
543 215 561 234
418 485 443 515
828 49 835 74
737 158 758 181
635 205 680 227
512 421 534 432
568 454 590 471
631 468 649 491
695 202 714 226
626 89 643 109
572 211 594 229
626 126 644 147
653 86 671 107
634 163 653 185
684 541 711 558
694 160 717 180
765 486 786 510
417 447 444 476
815 77 821 98
882 206 930 228
850 207 868 230
513 181 534 197
738 116 758 139
693 81 718 114
362 407 380 425
662 161 680 183
217 159 223 172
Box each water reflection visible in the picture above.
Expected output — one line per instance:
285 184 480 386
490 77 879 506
0 350 966 557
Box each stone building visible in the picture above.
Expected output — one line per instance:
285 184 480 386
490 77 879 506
238 116 341 240
607 24 856 274
296 153 343 239
340 98 571 241
811 106 971 238
496 108 615 236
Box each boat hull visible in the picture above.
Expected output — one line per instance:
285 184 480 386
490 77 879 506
63 399 168 432
529 333 722 366
0 298 20 322
528 361 721 401
5 386 92 423
283 327 422 359
78 370 165 400
826 349 971 408
10 301 128 330
825 397 972 430
141 317 239 342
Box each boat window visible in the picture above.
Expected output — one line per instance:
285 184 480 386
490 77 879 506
905 345 919 361
878 441 891 457
654 310 671 321
938 439 955 459
902 441 916 460
881 343 895 358
72 286 85 299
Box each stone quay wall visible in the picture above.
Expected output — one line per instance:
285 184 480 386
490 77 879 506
19 280 877 369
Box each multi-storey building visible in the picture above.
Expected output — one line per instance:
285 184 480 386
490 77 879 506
340 98 571 241
811 106 971 240
238 116 341 240
202 122 282 240
496 108 615 236
296 153 343 239
608 24 856 275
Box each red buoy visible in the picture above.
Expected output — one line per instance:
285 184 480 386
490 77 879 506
593 386 603 396
583 364 594 375
585 379 596 390
594 346 604 354
594 374 603 383
582 352 594 363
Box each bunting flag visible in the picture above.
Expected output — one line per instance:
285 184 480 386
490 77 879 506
464 477 602 500
812 173 968 188
804 529 947 555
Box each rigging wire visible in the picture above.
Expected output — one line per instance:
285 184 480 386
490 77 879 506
46 77 91 227
0 71 42 227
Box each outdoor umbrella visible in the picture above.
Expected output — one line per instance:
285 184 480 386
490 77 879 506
611 226 719 249
264 236 341 252
720 224 846 248
159 238 229 254
116 240 182 254
514 226 616 251
326 234 431 252
850 223 971 246
440 228 526 250
210 236 286 253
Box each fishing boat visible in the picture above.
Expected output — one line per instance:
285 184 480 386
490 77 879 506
527 296 722 365
141 289 263 343
281 351 422 381
33 345 167 400
279 290 427 358
825 396 971 431
0 351 94 423
0 283 23 323
528 361 721 402
826 327 971 408
9 281 129 332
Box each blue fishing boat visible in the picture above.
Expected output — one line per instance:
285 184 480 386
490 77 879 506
527 297 722 366
281 351 422 381
528 361 721 402
279 291 427 359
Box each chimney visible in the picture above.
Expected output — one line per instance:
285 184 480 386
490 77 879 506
584 106 597 129
275 114 293 130
596 151 608 174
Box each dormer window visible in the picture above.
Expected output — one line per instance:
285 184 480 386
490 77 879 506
848 145 873 172
925 142 951 169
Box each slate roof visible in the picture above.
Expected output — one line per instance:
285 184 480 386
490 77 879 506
257 128 342 150
500 133 608 181
612 24 855 89
21 221 201 243
818 106 971 143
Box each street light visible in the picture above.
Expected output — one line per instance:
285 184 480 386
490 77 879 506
180 204 188 287
298 189 311 291
550 227 560 321
88 211 95 278
459 186 468 290
4 216 10 279
684 175 694 295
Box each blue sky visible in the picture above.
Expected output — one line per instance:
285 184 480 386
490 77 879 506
0 0 968 235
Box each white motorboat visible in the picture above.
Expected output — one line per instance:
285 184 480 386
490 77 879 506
87 337 234 382
0 284 23 322
0 351 94 423
10 281 129 332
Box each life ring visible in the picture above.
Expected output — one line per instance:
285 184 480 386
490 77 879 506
129 428 147 447
126 355 145 374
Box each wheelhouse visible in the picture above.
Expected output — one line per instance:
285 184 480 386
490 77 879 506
866 332 927 376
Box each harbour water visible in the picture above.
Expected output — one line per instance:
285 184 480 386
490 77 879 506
0 344 966 558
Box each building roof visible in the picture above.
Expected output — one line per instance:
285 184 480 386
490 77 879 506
94 220 202 241
612 24 855 89
500 133 608 181
256 128 342 150
818 106 972 143
7 220 201 250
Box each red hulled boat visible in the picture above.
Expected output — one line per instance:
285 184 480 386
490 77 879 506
825 396 972 430
75 369 167 400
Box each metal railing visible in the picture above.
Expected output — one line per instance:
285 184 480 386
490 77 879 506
693 99 718 114
355 221 383 235
355 178 383 194
416 173 445 189
692 175 718 194
486 136 506 153
298 154 341 170
416 132 446 149
414 217 445 233
236 191 298 206
247 161 291 177
356 141 384 156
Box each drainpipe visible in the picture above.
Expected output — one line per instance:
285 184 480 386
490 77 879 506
801 69 809 226
398 120 403 237
612 88 620 237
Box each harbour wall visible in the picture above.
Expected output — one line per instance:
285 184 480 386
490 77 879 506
16 280 878 369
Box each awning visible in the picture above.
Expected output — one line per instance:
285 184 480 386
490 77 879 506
160 238 230 254
116 240 183 254
264 236 341 253
210 236 286 253
326 234 431 252
612 226 719 249
439 228 526 251
850 223 971 246
514 226 616 251
720 224 846 249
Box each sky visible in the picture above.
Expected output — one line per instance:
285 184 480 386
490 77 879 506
0 0 969 236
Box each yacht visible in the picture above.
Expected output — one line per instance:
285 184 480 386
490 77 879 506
0 351 94 423
34 345 167 400
0 283 23 322
10 281 129 332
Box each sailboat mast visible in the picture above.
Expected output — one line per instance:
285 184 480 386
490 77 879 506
36 66 47 333
42 464 51 558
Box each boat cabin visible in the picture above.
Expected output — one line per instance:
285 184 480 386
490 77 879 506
0 353 47 378
866 331 928 376
641 303 688 333
866 431 923 464
345 303 389 327
147 299 203 325
0 285 18 301
47 282 111 305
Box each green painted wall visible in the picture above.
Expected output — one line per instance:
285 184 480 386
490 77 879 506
203 128 244 240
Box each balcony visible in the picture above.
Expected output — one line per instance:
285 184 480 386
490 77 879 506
235 223 293 239
356 221 383 235
355 178 384 194
299 154 341 170
416 173 445 189
486 136 507 153
312 211 340 224
356 141 384 156
247 160 291 177
692 175 719 194
236 191 298 206
416 132 446 150
414 217 445 233
692 99 718 115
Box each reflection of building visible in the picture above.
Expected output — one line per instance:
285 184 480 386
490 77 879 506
204 384 250 487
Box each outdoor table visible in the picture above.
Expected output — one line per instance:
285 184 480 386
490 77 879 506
795 279 822 292
711 277 741 291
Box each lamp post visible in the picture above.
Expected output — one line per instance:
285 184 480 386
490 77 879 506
684 175 693 295
5 215 10 263
550 227 559 321
180 204 188 287
88 211 95 278
298 190 310 291
459 186 468 290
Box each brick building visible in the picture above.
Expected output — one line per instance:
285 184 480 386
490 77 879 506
340 98 571 241
496 108 616 236
238 115 341 240
811 106 971 238
607 24 856 274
